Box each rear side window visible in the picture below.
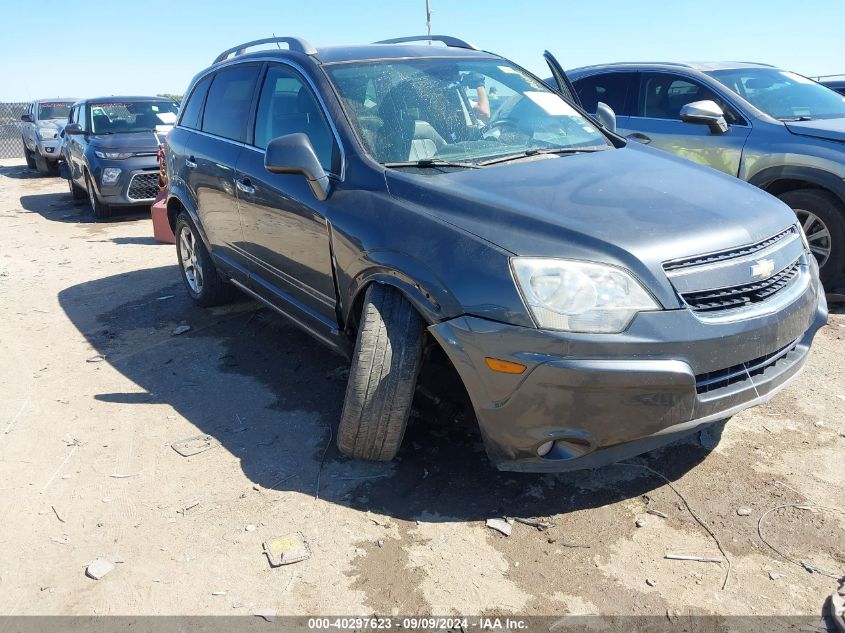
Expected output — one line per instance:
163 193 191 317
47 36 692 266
574 73 634 115
253 65 334 171
179 75 212 130
202 64 260 141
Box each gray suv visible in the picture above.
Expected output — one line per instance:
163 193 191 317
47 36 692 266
166 37 826 472
20 98 76 174
565 62 845 286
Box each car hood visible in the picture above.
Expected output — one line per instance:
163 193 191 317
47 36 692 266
784 117 845 143
89 131 161 153
385 143 797 280
39 118 67 128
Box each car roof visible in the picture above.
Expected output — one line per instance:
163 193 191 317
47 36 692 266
569 61 776 74
32 98 77 103
83 96 176 103
216 43 499 67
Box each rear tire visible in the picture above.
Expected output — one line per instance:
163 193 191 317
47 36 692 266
175 212 233 307
85 172 111 219
23 142 36 169
779 189 845 286
337 284 425 462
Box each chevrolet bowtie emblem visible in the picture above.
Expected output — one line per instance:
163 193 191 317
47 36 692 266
751 258 775 280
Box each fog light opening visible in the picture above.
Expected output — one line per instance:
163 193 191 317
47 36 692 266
536 440 555 457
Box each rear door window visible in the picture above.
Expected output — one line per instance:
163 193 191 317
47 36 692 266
574 73 635 114
179 75 212 130
202 64 261 141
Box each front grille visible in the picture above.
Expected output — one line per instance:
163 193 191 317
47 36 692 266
680 259 801 313
664 228 795 272
695 338 799 394
127 172 159 201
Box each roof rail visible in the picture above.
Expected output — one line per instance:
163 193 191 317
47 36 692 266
374 35 478 51
214 37 317 64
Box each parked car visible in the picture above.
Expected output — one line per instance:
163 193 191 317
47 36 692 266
61 96 179 218
20 98 76 174
166 37 826 472
561 62 845 286
817 76 845 96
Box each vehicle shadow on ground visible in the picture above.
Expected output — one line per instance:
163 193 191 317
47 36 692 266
0 162 55 180
58 264 719 523
18 191 150 224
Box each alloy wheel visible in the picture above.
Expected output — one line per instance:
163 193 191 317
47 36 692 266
178 225 204 294
796 209 832 269
86 176 96 214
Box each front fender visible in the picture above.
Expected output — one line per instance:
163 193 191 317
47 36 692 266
342 249 465 328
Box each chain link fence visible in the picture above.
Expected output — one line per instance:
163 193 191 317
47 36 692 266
0 103 28 159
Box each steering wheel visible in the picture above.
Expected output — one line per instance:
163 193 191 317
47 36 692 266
482 117 531 144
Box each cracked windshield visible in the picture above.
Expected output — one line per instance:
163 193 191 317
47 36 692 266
327 58 609 165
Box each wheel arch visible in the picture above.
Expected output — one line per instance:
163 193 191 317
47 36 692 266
166 185 212 252
749 165 845 207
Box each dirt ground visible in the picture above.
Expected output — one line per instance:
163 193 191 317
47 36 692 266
0 157 843 623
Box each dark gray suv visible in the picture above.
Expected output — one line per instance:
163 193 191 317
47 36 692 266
62 97 179 218
166 37 827 472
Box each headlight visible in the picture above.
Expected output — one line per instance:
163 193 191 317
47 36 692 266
95 150 132 160
511 258 659 333
101 168 122 184
36 126 57 140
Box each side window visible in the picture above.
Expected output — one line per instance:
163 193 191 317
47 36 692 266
202 64 261 141
179 74 212 130
78 104 87 131
574 73 634 115
637 73 742 123
253 65 334 172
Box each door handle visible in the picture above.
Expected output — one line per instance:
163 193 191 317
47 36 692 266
236 178 255 195
185 156 197 168
626 132 651 145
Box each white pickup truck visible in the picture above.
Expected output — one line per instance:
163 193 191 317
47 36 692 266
21 99 76 174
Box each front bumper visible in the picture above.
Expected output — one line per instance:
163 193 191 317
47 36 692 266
91 156 159 207
429 274 827 473
35 138 62 160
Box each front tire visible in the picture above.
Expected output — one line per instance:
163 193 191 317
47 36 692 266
23 141 36 169
69 175 86 200
34 152 50 175
85 172 111 219
337 284 425 462
175 212 233 307
779 189 845 286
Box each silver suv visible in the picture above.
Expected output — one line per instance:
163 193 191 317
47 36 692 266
565 62 845 286
20 99 76 174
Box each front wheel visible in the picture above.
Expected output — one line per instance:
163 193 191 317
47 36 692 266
337 284 425 462
779 189 845 286
85 172 111 219
175 212 233 307
23 141 36 169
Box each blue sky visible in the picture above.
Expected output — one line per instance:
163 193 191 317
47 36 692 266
2 0 843 101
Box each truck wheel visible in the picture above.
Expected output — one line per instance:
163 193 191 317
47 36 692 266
34 153 51 175
175 212 233 306
85 172 111 219
337 284 425 462
779 189 845 286
23 142 36 169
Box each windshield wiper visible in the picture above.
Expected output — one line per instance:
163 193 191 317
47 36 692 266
779 115 814 122
383 159 480 169
478 146 609 166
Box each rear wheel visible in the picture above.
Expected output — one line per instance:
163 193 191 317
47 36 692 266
779 189 845 286
175 212 233 306
337 284 425 462
85 172 111 219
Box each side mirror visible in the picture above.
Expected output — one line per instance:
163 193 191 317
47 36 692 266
21 113 33 123
594 102 617 133
264 133 331 201
64 123 84 135
680 100 728 133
